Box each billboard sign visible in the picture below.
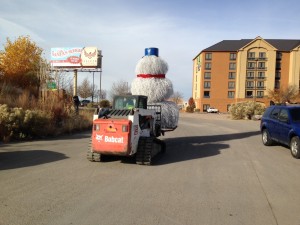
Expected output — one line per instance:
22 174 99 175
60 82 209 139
51 47 101 68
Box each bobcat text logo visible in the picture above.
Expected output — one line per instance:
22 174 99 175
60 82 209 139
95 134 123 143
95 134 103 141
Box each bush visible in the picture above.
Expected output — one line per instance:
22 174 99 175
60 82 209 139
229 101 266 120
186 97 196 113
99 99 110 108
185 106 194 113
0 103 93 142
86 102 94 108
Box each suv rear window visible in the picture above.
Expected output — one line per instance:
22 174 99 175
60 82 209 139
270 108 280 119
290 108 300 122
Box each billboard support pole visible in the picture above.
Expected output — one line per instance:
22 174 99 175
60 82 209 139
73 69 78 96
92 71 94 103
100 69 102 100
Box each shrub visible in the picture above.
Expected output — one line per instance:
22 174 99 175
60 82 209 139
0 102 93 142
185 106 194 113
229 101 266 120
86 102 94 108
0 83 94 142
0 104 53 141
99 99 110 108
186 97 196 113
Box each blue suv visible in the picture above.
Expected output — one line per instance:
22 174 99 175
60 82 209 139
260 104 300 158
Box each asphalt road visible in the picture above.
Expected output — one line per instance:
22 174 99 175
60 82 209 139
1 113 300 225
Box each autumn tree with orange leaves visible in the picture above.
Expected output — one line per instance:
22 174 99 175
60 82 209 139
0 36 43 95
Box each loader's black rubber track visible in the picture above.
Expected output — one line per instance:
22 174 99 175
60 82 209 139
87 151 101 162
87 137 101 162
136 137 153 165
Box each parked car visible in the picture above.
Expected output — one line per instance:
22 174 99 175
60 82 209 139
260 104 300 158
80 99 91 106
207 107 219 113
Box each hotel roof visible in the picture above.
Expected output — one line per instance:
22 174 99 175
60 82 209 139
203 39 300 52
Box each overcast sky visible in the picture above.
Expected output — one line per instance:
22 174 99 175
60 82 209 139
1 0 300 100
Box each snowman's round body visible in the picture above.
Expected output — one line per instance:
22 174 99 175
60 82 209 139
131 48 179 130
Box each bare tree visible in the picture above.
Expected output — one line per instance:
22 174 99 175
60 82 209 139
95 89 107 102
65 82 74 97
50 69 73 91
38 59 51 91
170 91 184 104
109 80 130 100
77 78 93 99
268 85 300 104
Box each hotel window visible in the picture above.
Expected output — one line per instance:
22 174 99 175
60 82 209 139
258 62 266 69
275 80 280 89
248 52 255 59
276 52 282 60
230 53 237 60
246 81 254 88
247 62 256 69
229 63 236 70
276 62 281 70
204 81 211 88
259 52 266 59
247 71 254 79
228 72 236 79
204 72 211 79
228 82 235 89
203 104 210 112
257 81 264 88
228 91 235 98
258 72 265 78
275 72 281 79
205 53 212 60
257 91 264 98
227 104 232 112
246 91 253 98
205 62 211 70
204 91 210 98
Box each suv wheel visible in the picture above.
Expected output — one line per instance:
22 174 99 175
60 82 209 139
290 136 300 159
262 129 273 146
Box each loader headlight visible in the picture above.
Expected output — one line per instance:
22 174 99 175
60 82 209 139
94 124 100 131
122 125 128 132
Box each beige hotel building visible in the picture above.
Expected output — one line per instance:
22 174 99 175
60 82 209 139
192 36 300 112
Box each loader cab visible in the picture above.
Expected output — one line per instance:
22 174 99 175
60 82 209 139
113 95 148 110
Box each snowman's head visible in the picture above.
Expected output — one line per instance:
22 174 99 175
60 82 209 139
135 48 168 78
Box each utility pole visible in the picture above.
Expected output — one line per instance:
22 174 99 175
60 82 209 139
73 69 77 96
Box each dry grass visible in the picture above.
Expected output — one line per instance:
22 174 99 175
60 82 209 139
0 83 93 142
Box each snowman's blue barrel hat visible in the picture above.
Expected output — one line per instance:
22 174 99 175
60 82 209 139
145 47 159 57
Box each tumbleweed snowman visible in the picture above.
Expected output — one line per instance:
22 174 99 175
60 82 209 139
131 47 179 131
